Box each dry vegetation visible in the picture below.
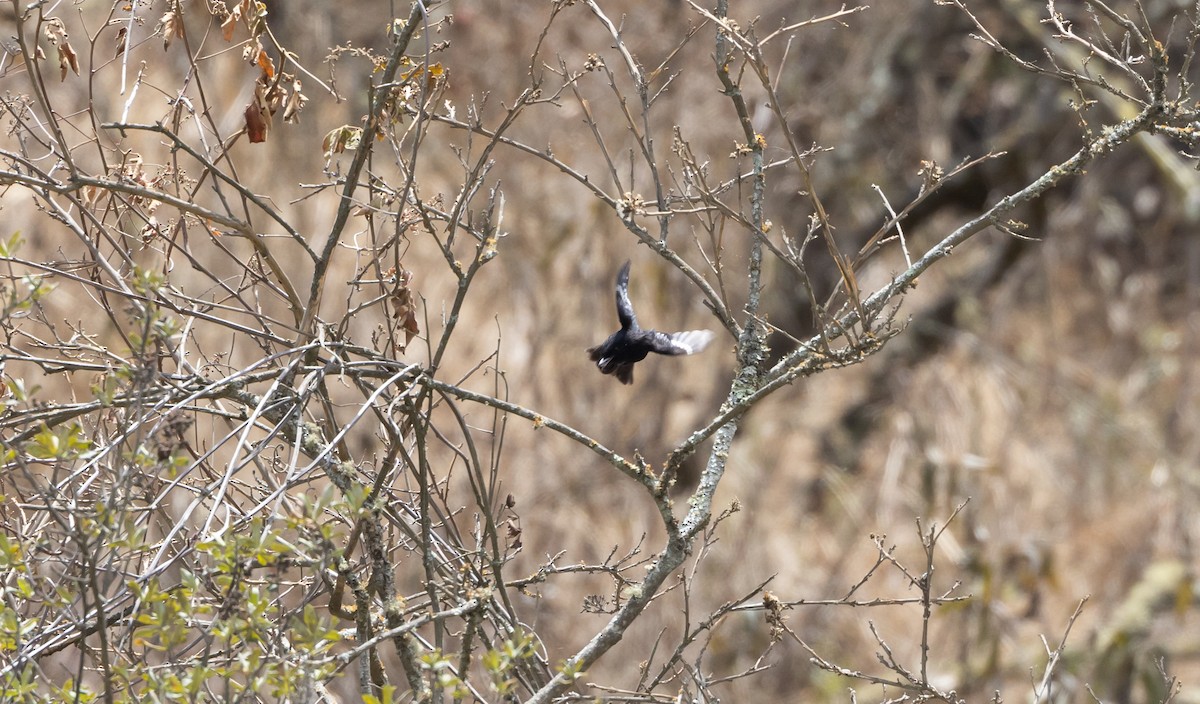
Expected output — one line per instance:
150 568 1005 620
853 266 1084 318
1 0 1198 702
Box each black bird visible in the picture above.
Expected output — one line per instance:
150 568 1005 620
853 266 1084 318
588 261 715 384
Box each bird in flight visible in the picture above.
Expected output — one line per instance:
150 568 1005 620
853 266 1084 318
588 260 715 384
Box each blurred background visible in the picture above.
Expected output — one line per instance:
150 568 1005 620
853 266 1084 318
4 0 1198 700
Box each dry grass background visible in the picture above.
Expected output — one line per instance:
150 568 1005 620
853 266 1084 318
3 0 1199 700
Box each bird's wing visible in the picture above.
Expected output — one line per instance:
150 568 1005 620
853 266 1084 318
615 362 635 384
615 260 637 331
646 329 715 356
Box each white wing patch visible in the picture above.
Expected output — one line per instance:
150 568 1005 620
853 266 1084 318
666 329 715 355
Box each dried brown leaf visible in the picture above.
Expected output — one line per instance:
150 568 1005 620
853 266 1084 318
57 41 78 80
82 185 108 210
43 18 66 43
114 27 128 58
282 78 307 123
244 102 268 143
256 49 274 79
161 11 184 51
43 18 79 81
390 269 420 352
322 126 361 157
221 3 242 42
